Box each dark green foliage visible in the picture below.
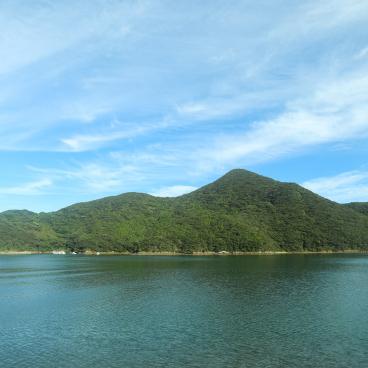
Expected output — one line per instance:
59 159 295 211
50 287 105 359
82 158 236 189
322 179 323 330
1 169 368 252
344 202 368 216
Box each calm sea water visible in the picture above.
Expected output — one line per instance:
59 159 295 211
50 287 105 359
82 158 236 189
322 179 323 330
0 254 367 367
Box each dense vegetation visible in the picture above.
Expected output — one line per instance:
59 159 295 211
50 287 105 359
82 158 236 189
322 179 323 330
344 202 368 216
1 169 368 253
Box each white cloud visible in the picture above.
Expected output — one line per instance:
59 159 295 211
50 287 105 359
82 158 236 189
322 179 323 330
60 117 174 152
195 71 368 169
150 185 197 197
29 164 129 193
0 179 52 195
61 131 135 152
302 170 368 203
0 0 366 156
0 0 137 76
176 97 251 122
0 0 147 150
355 46 368 60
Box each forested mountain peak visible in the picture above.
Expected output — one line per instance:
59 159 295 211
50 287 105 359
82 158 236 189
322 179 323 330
1 169 368 253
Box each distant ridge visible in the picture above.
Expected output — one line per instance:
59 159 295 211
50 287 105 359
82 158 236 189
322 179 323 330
1 169 368 253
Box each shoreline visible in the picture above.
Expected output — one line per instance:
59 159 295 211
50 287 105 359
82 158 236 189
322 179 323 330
1 250 368 256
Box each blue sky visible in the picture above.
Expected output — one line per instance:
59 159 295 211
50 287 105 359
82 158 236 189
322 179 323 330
0 0 368 212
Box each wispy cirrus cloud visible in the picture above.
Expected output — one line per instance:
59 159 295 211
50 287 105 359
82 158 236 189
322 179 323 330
0 0 368 211
61 130 142 152
302 170 368 203
355 46 368 60
0 0 365 153
150 185 197 197
0 179 52 196
60 120 172 152
195 70 368 170
29 163 141 193
0 0 139 76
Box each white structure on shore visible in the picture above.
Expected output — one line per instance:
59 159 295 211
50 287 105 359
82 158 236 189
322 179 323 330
52 250 66 255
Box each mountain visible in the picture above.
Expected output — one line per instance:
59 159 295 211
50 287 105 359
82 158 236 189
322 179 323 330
1 169 368 253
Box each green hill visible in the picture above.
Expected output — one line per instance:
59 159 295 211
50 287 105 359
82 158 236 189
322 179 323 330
344 202 368 216
1 169 368 253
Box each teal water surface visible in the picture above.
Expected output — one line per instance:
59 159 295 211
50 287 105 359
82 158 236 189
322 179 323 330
0 254 367 367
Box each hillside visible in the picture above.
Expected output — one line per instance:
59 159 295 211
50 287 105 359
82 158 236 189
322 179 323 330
1 169 368 253
344 202 368 216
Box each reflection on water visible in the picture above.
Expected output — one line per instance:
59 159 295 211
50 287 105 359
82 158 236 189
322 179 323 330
0 254 368 367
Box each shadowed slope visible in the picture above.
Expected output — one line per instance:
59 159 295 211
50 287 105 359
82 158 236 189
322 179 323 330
345 202 368 216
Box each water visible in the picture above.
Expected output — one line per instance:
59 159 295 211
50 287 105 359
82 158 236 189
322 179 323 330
0 254 367 367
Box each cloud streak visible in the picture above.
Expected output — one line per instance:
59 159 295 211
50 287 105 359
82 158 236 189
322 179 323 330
150 185 197 197
302 171 368 203
0 179 52 196
29 163 141 193
0 0 367 211
197 70 368 169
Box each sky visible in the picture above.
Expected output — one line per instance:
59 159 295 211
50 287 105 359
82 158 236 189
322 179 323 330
0 0 368 212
